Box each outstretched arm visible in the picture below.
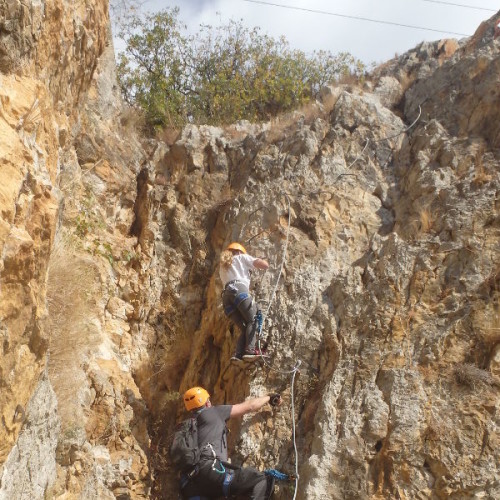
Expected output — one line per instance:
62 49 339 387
230 394 279 418
253 258 269 270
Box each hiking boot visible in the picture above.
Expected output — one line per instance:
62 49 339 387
242 348 269 360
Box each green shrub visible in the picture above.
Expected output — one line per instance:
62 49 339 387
116 7 364 131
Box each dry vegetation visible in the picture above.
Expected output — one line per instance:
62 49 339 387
46 233 102 432
265 93 340 144
119 105 147 135
472 143 492 185
419 207 435 233
407 205 436 236
453 363 496 389
158 126 181 146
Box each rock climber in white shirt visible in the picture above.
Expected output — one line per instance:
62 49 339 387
219 242 269 361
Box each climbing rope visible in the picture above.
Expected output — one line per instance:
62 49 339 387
373 105 422 144
290 361 300 500
254 192 305 377
251 107 422 497
336 105 422 181
346 138 370 171
245 190 303 496
260 192 291 340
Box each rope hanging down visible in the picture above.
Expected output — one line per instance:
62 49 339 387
290 364 300 500
252 191 301 497
339 105 422 179
255 108 423 359
259 192 291 348
252 106 423 496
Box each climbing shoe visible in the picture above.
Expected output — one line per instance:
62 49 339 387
230 355 244 364
242 348 269 360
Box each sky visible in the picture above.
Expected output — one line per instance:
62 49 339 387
134 0 499 64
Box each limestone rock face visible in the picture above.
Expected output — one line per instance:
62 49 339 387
0 375 59 499
0 2 499 500
0 52 60 475
405 42 500 148
0 0 109 106
0 0 148 497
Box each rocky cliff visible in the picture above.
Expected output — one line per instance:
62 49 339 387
0 2 499 499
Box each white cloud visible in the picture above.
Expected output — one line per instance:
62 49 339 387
137 0 499 63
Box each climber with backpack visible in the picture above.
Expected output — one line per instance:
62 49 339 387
220 242 269 361
171 386 282 499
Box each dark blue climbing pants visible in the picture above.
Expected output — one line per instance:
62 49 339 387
222 281 258 357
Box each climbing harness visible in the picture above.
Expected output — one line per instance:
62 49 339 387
212 459 225 474
222 280 252 316
223 291 250 315
222 106 423 499
224 279 245 289
210 454 235 498
197 443 225 476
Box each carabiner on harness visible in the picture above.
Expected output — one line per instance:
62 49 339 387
212 460 225 474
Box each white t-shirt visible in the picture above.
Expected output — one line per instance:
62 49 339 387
219 254 257 288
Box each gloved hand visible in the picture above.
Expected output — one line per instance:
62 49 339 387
269 393 281 407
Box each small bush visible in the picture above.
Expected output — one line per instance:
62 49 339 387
116 7 365 130
472 143 492 185
453 363 495 389
47 235 102 431
419 207 434 233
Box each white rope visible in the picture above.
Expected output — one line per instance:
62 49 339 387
290 361 301 500
257 192 298 375
250 191 302 495
252 104 422 498
373 105 422 143
261 192 291 325
336 105 422 181
346 138 369 170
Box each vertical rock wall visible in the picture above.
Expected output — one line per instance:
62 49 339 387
0 0 152 497
0 2 499 499
142 25 500 499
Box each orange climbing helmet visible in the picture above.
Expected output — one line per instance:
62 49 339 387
226 242 247 254
183 387 210 411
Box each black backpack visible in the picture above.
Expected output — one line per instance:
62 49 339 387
170 416 201 471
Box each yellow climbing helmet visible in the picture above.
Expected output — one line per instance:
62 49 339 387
183 387 210 411
226 242 247 254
